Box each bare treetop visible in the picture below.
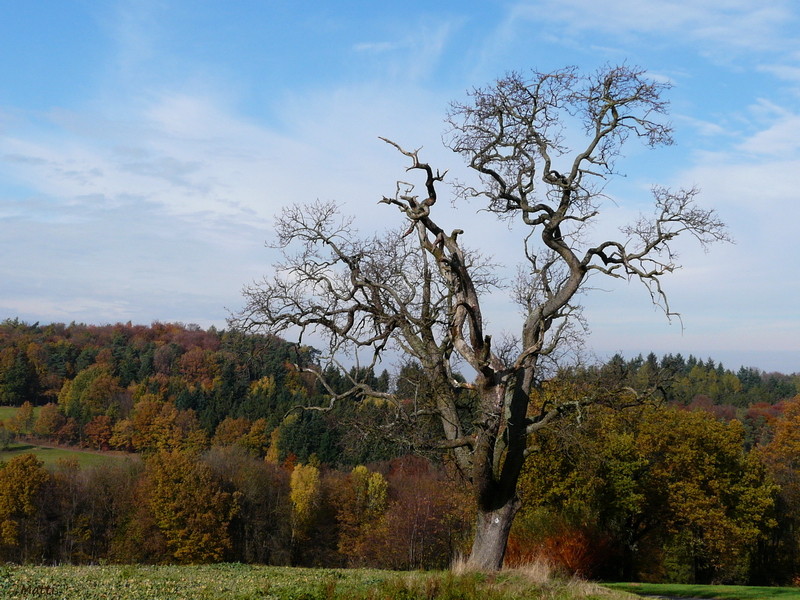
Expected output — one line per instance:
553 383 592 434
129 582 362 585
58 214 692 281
446 65 673 216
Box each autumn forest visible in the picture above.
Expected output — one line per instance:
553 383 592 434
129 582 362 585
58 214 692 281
0 318 799 584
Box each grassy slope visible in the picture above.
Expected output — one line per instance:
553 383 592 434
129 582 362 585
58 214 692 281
608 582 800 599
0 564 633 600
0 405 26 421
0 442 129 469
1 405 131 469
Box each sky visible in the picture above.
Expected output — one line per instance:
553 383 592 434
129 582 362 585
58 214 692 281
0 0 798 374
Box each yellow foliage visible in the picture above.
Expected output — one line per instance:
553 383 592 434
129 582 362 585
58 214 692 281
238 418 270 456
289 463 321 538
0 453 49 547
516 403 776 579
336 465 390 565
130 400 207 453
249 375 276 396
265 426 281 464
366 472 388 517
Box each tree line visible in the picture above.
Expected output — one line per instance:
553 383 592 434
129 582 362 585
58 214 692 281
0 449 471 569
0 319 401 464
1 320 795 460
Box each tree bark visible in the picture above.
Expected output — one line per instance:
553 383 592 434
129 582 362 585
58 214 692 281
467 493 521 570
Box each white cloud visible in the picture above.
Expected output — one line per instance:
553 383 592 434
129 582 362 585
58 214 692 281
675 114 732 138
759 63 800 84
732 100 800 156
482 0 799 71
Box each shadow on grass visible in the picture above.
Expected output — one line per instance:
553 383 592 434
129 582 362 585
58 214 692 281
4 444 38 452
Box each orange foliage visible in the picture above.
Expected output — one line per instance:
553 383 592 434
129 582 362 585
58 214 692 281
213 417 252 447
83 415 114 450
178 347 217 390
33 402 65 438
506 523 611 577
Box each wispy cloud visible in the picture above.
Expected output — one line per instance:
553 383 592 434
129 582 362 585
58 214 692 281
737 105 800 156
351 18 462 83
759 63 800 85
353 41 399 53
0 76 456 328
493 0 798 60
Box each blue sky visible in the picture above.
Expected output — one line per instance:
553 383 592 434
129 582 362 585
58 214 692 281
1 1 798 373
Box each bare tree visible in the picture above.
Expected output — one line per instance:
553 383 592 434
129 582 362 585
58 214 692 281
233 65 730 570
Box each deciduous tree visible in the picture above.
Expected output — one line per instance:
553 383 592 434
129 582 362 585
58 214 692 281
516 402 776 582
0 453 49 559
234 65 729 569
336 465 389 565
289 462 321 552
33 402 66 438
8 401 35 435
204 446 291 564
143 450 239 563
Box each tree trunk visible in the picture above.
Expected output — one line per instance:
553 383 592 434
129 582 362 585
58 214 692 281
467 494 521 570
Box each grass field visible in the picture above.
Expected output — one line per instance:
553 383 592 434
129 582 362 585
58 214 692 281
0 564 631 600
0 405 27 421
1 405 131 469
0 442 129 469
607 581 800 599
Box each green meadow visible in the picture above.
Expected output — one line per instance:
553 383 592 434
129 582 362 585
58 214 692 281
607 582 800 599
0 442 128 469
0 405 27 421
0 405 127 469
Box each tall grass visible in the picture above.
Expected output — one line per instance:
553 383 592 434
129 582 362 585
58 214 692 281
447 554 630 600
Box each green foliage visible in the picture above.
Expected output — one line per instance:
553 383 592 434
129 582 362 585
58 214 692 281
280 411 341 464
592 352 797 407
2 320 800 576
0 320 319 438
0 346 41 406
57 364 125 425
515 402 777 583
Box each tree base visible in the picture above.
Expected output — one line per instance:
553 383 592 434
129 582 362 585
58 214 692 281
466 496 521 571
